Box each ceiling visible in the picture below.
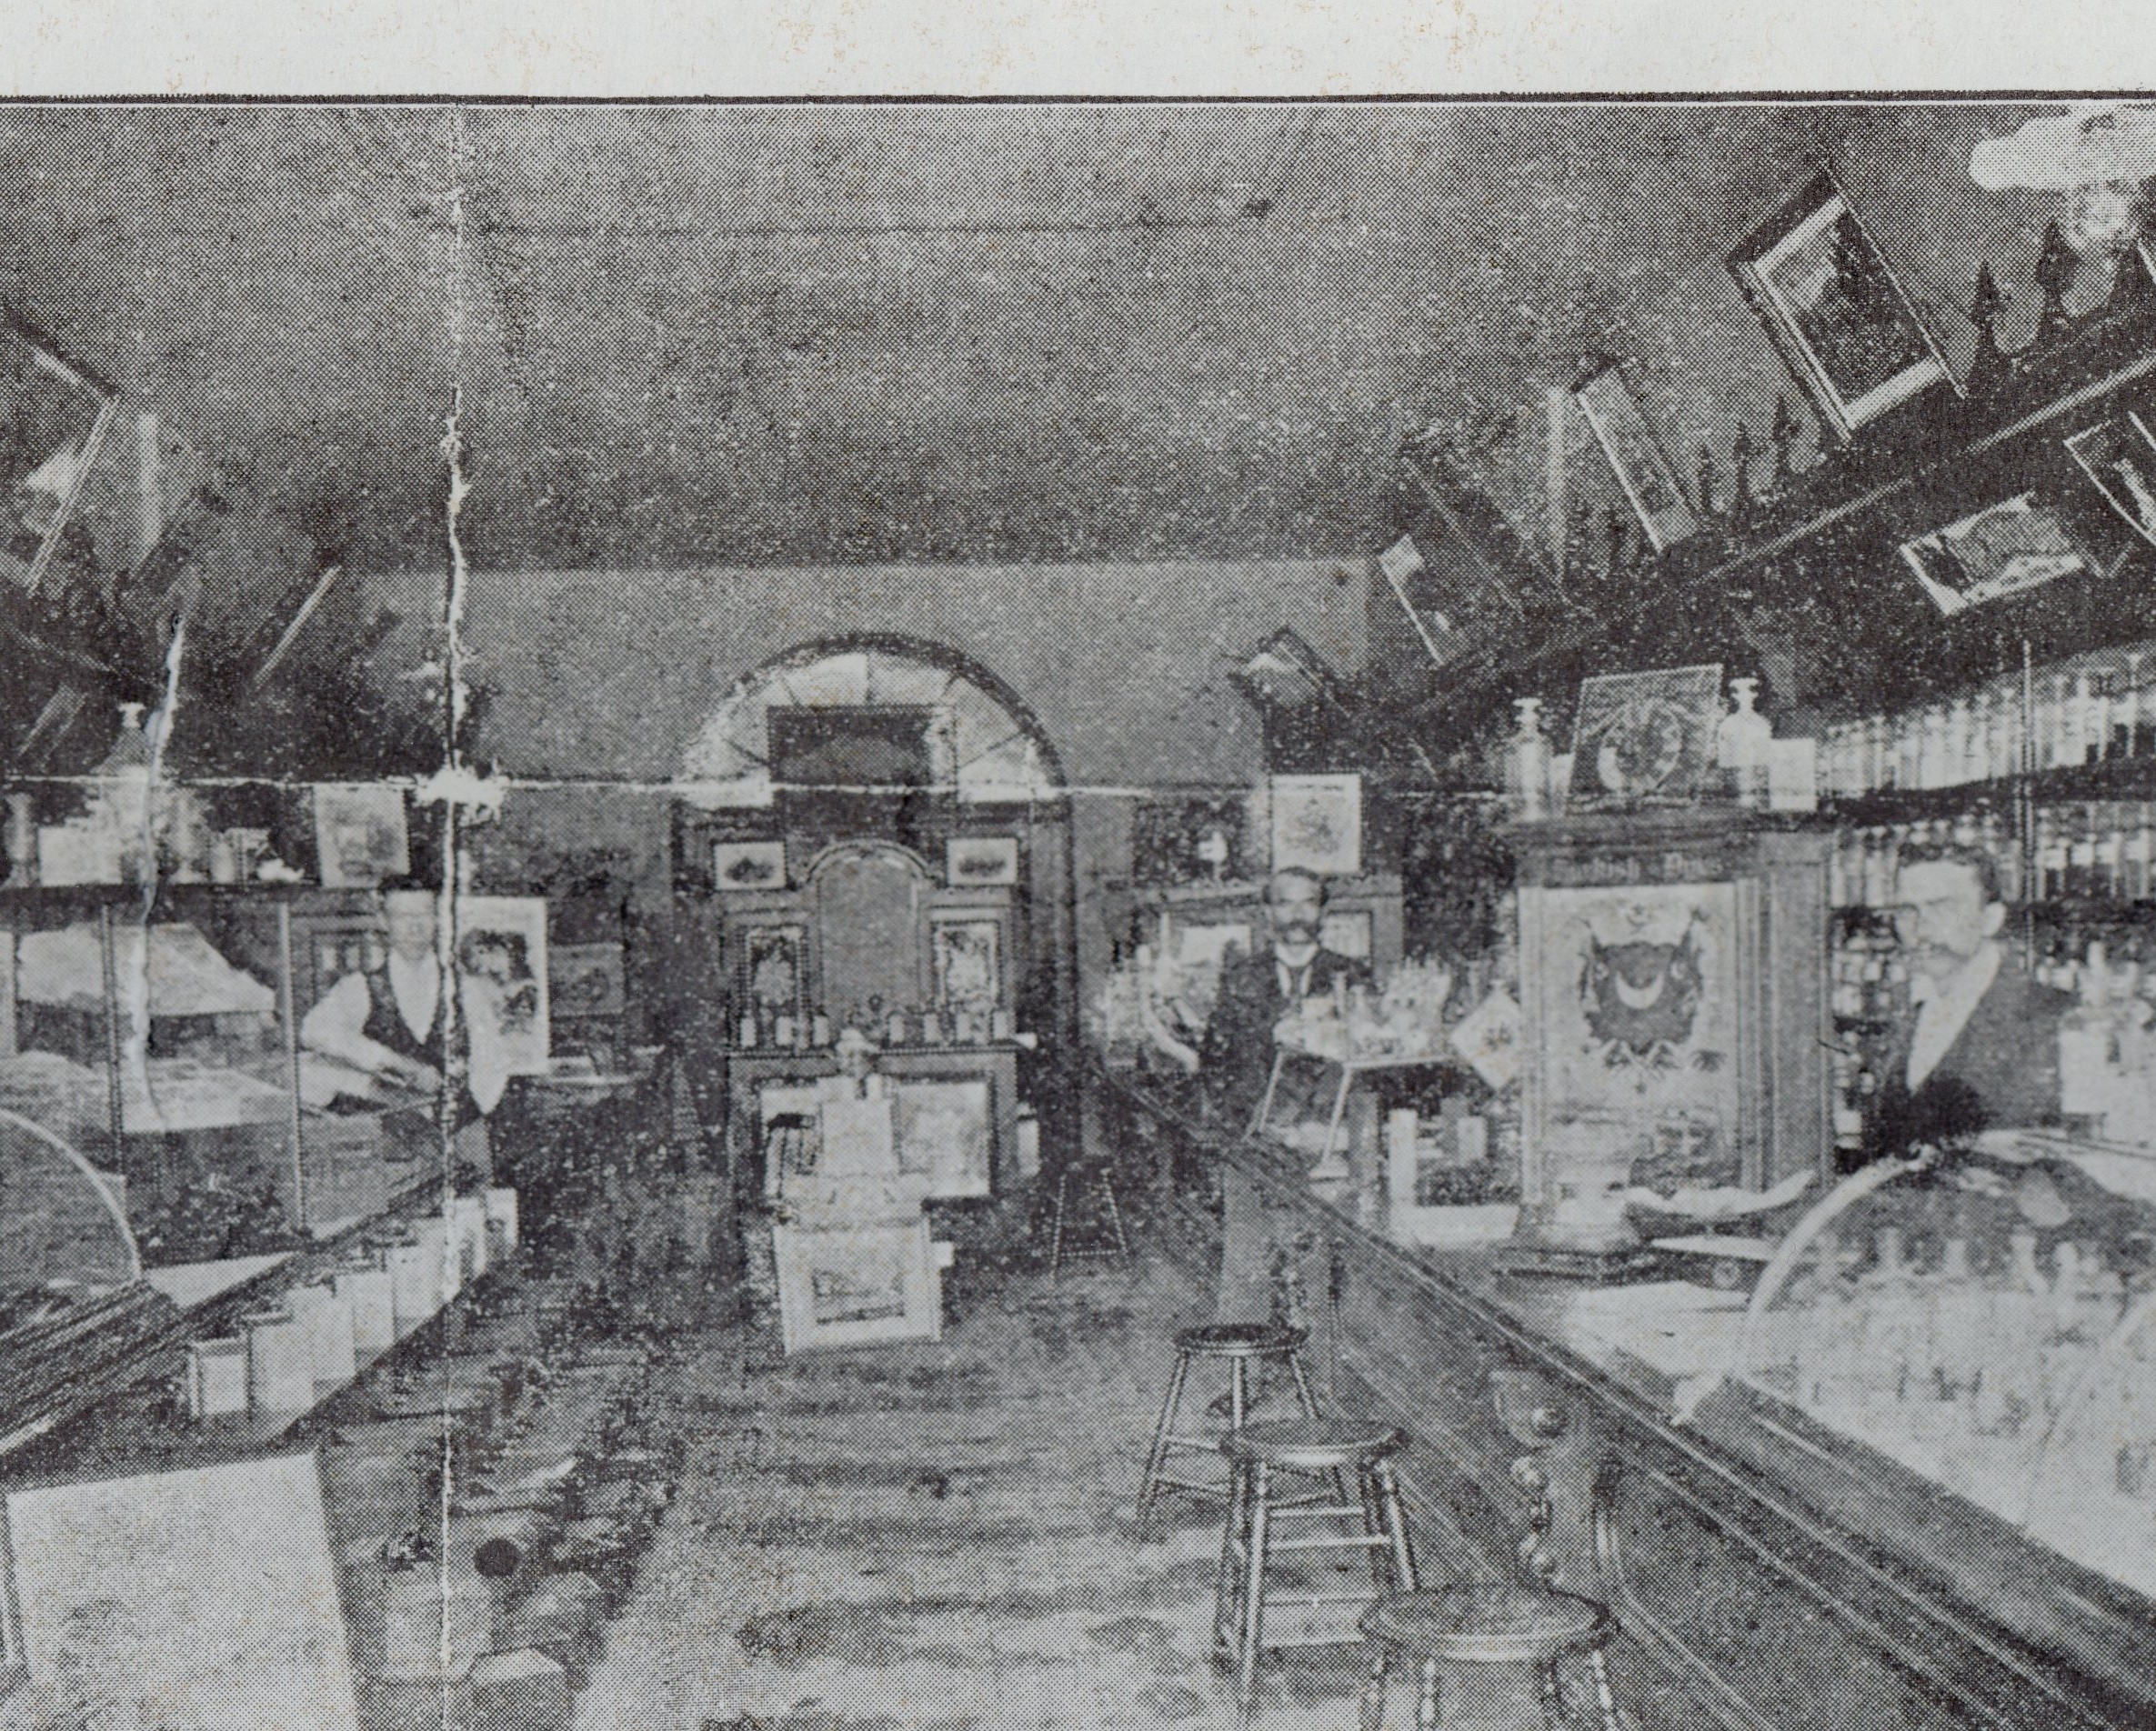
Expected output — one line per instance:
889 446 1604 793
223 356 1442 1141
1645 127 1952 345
0 102 2066 580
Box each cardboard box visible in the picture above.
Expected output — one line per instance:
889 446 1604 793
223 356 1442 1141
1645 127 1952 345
186 1337 248 1417
465 1649 570 1731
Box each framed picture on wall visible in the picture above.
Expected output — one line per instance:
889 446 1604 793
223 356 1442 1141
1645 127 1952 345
1897 492 2090 616
946 835 1018 887
930 916 1002 1010
1728 170 1952 439
713 839 787 891
312 783 409 888
456 896 551 1110
547 941 626 1019
1269 774 1362 876
739 925 807 1024
1573 359 1700 552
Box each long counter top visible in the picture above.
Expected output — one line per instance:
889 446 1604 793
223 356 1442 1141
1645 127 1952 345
1100 1066 2156 1731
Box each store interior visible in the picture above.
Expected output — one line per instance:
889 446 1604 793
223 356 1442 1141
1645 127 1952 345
4 102 2156 1730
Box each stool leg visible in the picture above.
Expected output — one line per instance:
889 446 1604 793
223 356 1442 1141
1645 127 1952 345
1229 1354 1250 1433
1359 1646 1389 1731
1589 1644 1624 1731
1048 1171 1069 1281
1213 1456 1250 1660
1374 1460 1419 1592
1415 1656 1440 1731
1356 1465 1391 1592
1100 1172 1131 1257
1539 1659 1566 1731
1285 1345 1324 1417
1136 1349 1192 1538
1235 1463 1272 1729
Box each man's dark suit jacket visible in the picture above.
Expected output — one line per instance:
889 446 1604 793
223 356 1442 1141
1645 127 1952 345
1199 943 1373 1130
1860 954 2071 1166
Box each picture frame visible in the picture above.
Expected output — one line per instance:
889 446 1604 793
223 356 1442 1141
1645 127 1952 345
930 916 1002 1010
1728 170 1953 440
2065 412 2156 550
1573 359 1700 552
1131 794 1246 886
739 925 807 1024
892 1076 994 1199
713 839 788 891
945 834 1018 887
0 313 119 595
547 941 627 1020
1318 908 1372 960
1897 492 2090 617
1567 665 1726 809
455 896 551 1102
771 1216 941 1354
1269 773 1362 876
312 783 409 889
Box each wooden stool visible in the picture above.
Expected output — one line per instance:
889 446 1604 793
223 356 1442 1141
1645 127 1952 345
1136 1322 1320 1537
1356 1584 1624 1731
1215 1416 1419 1728
1047 1165 1130 1280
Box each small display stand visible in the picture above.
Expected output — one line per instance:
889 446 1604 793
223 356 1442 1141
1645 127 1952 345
1249 1041 1445 1185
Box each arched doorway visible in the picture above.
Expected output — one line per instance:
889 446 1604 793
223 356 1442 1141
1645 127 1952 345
675 639 1075 1196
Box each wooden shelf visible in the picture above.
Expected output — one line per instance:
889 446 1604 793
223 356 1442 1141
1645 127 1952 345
1407 292 2156 754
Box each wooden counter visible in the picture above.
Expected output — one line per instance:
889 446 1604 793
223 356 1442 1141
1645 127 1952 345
1101 1070 2156 1731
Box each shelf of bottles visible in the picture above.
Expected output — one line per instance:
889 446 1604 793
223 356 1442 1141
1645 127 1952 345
1820 643 2156 805
734 999 1014 1055
1740 1157 2156 1597
1819 640 2156 1162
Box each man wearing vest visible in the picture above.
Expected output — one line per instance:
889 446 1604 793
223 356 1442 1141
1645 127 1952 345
1199 867 1372 1133
1199 867 1370 1331
302 885 491 1175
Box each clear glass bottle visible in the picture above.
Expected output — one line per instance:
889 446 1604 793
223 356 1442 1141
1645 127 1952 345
1509 696 1549 820
2049 672 2078 770
1716 677 1772 809
2130 802 2156 902
2087 669 2113 765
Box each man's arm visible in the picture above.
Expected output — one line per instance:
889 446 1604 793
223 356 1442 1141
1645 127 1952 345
301 972 418 1079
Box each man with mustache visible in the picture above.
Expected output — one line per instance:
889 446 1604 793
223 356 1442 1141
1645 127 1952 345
1199 867 1371 1133
1860 844 2069 1166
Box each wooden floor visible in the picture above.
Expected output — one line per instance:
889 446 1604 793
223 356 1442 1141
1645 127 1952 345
574 1209 1392 1731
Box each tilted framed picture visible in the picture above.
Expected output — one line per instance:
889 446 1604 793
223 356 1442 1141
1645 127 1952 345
1897 492 2090 617
1573 359 1700 552
0 312 118 595
2065 412 2156 550
1729 170 1953 439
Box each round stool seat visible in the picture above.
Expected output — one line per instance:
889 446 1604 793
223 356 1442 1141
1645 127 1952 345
1174 1321 1307 1359
1360 1583 1612 1666
1222 1416 1406 1474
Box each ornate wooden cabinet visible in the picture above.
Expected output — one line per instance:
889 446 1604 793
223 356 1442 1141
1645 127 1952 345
1510 812 1832 1251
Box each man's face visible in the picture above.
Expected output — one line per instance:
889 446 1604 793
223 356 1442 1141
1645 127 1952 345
1265 876 1324 948
1894 860 2002 981
385 895 438 962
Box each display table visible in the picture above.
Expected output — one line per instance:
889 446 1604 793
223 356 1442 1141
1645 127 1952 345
1103 1069 2156 1731
721 1043 1021 1198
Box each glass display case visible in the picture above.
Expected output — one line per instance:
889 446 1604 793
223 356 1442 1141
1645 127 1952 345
1734 1136 2156 1597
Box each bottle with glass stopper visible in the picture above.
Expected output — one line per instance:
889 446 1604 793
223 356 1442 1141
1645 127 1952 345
1716 676 1772 810
1509 696 1549 820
